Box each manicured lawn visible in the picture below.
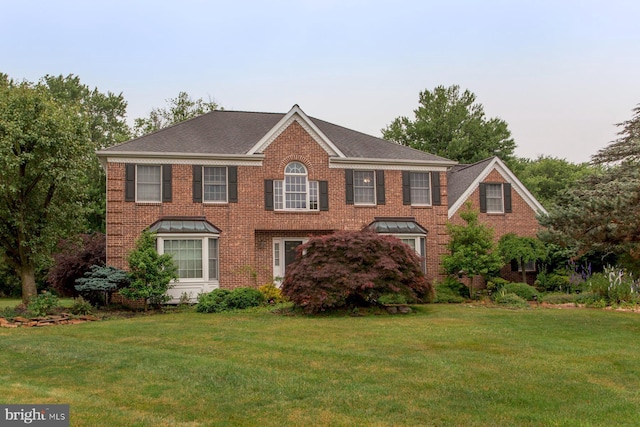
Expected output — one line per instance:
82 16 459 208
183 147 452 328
1 305 639 426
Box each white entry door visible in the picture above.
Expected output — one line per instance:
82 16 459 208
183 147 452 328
273 238 306 284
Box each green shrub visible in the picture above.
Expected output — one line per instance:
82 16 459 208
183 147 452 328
27 291 60 316
434 280 465 303
378 293 409 305
259 283 285 304
494 292 529 308
498 282 539 301
225 288 265 310
69 297 93 315
196 289 231 313
535 270 571 292
486 277 510 292
120 231 178 311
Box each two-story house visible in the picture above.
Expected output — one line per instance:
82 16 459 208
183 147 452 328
97 105 544 301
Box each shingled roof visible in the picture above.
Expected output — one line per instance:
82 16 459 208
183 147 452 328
99 106 453 164
446 157 495 208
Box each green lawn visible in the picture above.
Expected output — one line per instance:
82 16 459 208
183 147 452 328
1 305 639 426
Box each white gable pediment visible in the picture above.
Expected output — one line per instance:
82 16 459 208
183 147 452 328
247 105 345 157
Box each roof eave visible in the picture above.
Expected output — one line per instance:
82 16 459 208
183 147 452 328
330 157 457 169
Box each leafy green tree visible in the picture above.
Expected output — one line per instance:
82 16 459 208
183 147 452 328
540 104 640 262
0 75 93 302
133 91 220 136
442 204 503 297
120 231 178 311
497 233 547 283
382 85 516 163
509 156 593 208
43 74 130 232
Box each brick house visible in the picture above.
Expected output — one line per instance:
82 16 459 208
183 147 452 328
447 157 548 284
97 105 545 301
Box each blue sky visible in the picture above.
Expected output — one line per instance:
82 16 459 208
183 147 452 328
2 0 639 163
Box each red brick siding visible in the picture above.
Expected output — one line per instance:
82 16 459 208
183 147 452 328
449 169 543 285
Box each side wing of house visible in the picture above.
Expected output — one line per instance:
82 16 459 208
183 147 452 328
98 105 457 302
447 157 547 283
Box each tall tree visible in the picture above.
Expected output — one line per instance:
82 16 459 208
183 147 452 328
43 74 130 232
540 104 640 261
509 156 594 208
0 76 93 302
382 85 516 163
442 204 503 297
133 91 219 136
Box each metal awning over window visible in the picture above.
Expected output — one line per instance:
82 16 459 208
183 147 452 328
367 217 427 234
149 217 220 234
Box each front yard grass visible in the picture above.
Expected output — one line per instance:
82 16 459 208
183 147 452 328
1 304 639 426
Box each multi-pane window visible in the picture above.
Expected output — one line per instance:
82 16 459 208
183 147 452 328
204 167 227 202
309 181 318 210
410 172 431 205
486 183 504 213
164 240 203 279
354 170 375 205
273 162 319 211
137 165 161 202
208 238 219 280
285 162 307 209
161 237 219 281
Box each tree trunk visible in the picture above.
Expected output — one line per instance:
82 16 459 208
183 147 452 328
520 260 527 284
20 264 38 304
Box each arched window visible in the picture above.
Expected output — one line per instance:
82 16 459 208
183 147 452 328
285 162 307 209
273 162 319 211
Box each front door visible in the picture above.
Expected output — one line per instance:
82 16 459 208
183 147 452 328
284 240 304 271
273 238 305 284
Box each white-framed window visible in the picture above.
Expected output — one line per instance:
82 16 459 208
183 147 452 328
518 260 536 272
137 165 161 202
273 162 319 211
486 183 504 213
158 235 219 281
354 170 375 205
398 235 427 274
203 166 227 203
410 172 431 206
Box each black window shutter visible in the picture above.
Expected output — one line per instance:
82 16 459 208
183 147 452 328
125 163 135 202
162 164 172 202
345 169 354 205
479 183 487 213
228 166 238 203
511 259 519 272
319 181 329 211
402 171 411 205
503 183 512 213
264 180 274 211
431 171 441 206
376 170 385 205
192 165 202 203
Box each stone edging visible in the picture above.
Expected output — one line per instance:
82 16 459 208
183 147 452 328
0 313 99 328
